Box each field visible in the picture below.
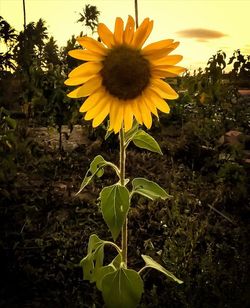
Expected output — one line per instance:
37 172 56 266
1 15 250 308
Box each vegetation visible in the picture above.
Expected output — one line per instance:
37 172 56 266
0 9 249 308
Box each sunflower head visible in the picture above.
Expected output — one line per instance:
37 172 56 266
65 16 185 133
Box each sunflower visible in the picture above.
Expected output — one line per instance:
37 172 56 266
65 16 185 133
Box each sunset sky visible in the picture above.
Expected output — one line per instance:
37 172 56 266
1 0 250 71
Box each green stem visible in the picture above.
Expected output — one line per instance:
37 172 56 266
138 266 148 275
104 240 122 255
119 127 127 265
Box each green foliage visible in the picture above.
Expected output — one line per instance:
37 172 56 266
100 184 130 240
141 254 183 284
80 234 105 282
102 267 144 308
77 123 180 307
0 107 17 182
131 129 163 154
216 161 248 204
76 155 119 195
131 178 171 201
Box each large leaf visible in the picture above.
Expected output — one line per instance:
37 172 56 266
95 265 114 291
80 234 105 282
100 184 130 241
132 178 171 201
132 130 162 154
95 254 122 291
102 267 144 308
141 254 183 284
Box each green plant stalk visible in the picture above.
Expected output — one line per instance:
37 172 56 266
119 127 128 265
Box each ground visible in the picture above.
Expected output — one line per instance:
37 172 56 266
0 120 249 307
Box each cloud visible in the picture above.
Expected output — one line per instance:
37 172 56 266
176 28 228 42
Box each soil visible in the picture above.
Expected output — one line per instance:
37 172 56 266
0 123 249 308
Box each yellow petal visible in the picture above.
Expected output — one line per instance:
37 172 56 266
108 98 116 131
147 89 170 113
92 101 110 127
84 98 106 120
98 23 114 48
142 41 180 61
77 36 107 55
151 55 183 67
153 65 186 75
65 75 95 86
142 39 174 55
151 79 178 99
68 62 102 78
113 103 124 133
138 96 152 129
151 69 179 78
132 18 153 48
131 98 142 124
114 17 124 45
142 90 159 117
123 15 135 45
109 98 123 133
68 49 104 61
123 100 133 132
67 76 102 98
80 88 105 112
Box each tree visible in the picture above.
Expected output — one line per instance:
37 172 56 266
77 4 100 34
228 49 250 84
14 18 48 72
0 16 17 72
43 37 60 66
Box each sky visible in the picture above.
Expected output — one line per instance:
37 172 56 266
1 0 250 71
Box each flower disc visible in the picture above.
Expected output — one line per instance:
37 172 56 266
101 46 151 100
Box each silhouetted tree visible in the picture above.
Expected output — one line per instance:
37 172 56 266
14 18 48 72
205 50 226 84
0 16 16 71
77 4 100 33
60 35 80 73
228 49 250 83
43 37 60 66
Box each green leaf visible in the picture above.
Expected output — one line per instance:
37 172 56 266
90 154 106 177
102 268 144 308
95 265 115 291
132 178 171 201
124 119 139 142
141 254 183 284
111 253 122 269
95 254 122 291
76 155 110 195
100 184 130 241
132 130 162 154
80 234 105 282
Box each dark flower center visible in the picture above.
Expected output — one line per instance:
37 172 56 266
101 45 151 100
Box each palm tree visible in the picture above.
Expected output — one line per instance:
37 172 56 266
43 37 60 66
0 17 17 71
14 19 48 71
77 4 100 34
